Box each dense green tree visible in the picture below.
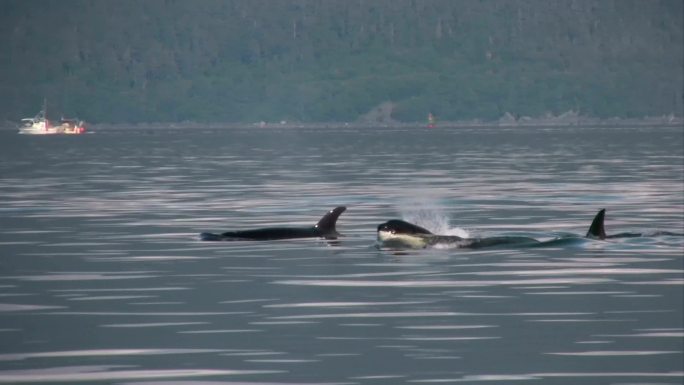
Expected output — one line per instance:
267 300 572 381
0 0 681 123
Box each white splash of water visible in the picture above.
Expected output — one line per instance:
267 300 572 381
400 207 470 238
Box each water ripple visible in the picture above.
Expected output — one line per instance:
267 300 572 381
0 366 281 383
1 126 682 384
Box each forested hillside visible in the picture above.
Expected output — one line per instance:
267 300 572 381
1 0 682 124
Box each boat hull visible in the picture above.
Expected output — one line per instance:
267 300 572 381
18 122 86 135
18 101 86 135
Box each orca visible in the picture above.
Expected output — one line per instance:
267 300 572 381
376 219 540 249
200 206 346 241
378 208 680 249
586 208 611 239
585 208 680 239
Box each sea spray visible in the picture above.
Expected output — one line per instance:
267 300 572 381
400 208 470 238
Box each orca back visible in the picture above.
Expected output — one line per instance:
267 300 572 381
314 206 347 236
586 209 607 239
200 206 346 241
221 227 318 240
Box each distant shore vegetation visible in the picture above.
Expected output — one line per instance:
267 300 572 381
1 0 682 124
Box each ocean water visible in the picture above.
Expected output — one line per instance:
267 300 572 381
0 125 682 384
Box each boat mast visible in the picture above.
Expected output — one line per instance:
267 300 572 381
42 98 48 129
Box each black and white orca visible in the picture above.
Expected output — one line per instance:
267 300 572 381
376 219 539 249
200 206 346 241
377 208 676 249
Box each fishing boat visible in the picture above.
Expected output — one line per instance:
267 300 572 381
427 112 436 128
57 118 87 134
18 100 86 135
19 100 54 134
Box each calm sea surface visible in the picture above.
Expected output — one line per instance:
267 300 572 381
1 125 683 384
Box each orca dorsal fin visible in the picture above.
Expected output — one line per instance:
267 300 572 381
314 206 347 235
586 208 607 240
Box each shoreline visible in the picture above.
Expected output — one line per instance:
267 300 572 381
91 115 684 130
3 116 682 131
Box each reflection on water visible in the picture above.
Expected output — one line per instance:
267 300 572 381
0 126 682 384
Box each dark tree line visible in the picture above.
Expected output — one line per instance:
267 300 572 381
1 0 682 123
